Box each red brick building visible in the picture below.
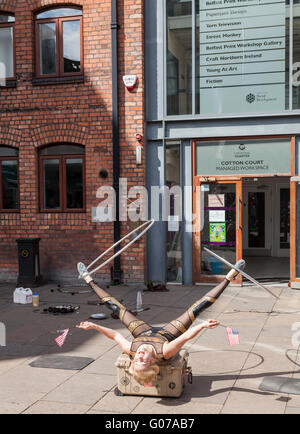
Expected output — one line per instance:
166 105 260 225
0 0 146 284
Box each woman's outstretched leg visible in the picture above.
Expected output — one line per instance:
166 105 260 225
82 274 152 338
160 267 242 339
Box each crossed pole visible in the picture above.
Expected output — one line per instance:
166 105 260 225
203 247 279 300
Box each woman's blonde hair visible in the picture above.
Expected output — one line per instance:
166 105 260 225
129 363 159 386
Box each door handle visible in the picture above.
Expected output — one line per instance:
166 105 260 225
237 195 241 230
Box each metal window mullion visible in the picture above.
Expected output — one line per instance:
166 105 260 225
290 0 293 111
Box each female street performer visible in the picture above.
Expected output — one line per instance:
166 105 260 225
76 266 241 385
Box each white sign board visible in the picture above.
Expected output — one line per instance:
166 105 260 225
209 210 226 222
199 0 286 114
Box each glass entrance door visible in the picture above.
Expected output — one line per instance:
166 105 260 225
195 179 242 284
275 183 290 257
242 185 272 255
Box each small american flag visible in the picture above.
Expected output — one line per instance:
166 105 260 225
226 327 240 345
55 328 69 347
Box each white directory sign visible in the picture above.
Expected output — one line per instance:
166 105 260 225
199 0 286 114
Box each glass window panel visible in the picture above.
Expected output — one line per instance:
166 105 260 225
166 144 182 282
63 20 80 73
37 8 82 19
66 158 83 209
40 145 84 155
43 159 60 209
0 14 15 23
280 188 290 249
248 192 265 248
39 22 56 75
0 147 18 157
1 160 18 209
166 0 192 115
0 27 13 78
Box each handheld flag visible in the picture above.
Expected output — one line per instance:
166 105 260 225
226 327 240 345
55 328 69 347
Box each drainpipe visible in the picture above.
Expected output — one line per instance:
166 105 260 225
111 0 122 284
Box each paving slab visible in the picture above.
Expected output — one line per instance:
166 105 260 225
0 364 75 394
87 409 125 414
23 400 90 414
46 342 116 360
91 391 143 413
241 345 296 376
187 348 249 376
0 356 29 375
180 374 237 405
41 372 116 405
285 406 300 414
83 354 120 376
0 388 45 407
0 402 31 414
131 396 222 414
221 385 286 414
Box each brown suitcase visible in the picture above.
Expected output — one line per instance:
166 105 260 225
115 349 192 398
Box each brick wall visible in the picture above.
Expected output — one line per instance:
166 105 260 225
0 0 146 284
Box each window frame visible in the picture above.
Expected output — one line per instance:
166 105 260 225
39 149 86 213
0 12 16 81
0 151 19 212
34 8 83 79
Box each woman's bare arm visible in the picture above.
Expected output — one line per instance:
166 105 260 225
76 321 131 354
163 319 219 360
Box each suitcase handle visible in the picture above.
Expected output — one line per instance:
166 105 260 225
186 366 193 384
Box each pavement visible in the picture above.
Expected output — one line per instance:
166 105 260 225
0 279 300 414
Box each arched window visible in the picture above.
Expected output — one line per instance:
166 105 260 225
35 7 83 78
0 13 15 82
39 144 85 212
0 146 18 211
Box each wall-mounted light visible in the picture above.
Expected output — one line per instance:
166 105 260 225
135 133 143 165
136 145 142 165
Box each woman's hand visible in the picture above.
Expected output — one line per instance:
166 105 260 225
201 319 220 329
76 321 95 331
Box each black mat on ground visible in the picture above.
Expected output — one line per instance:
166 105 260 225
259 376 300 395
29 354 94 370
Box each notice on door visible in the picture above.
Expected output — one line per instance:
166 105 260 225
209 210 226 222
209 222 226 243
208 194 225 207
199 0 286 114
